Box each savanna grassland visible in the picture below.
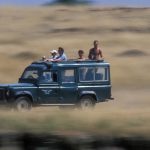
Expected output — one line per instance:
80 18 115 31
0 6 150 137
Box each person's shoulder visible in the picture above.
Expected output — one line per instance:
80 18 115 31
98 48 102 52
59 53 67 61
89 48 94 52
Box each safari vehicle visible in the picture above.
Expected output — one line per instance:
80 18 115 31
0 60 113 110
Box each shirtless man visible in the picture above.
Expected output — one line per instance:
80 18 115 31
88 40 103 60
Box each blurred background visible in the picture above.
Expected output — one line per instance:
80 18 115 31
1 0 150 7
0 0 150 140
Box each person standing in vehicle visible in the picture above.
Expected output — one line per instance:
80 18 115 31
42 49 58 62
78 50 85 61
53 47 67 61
49 49 58 61
88 40 103 60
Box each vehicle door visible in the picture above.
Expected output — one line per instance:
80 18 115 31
38 70 59 104
59 68 78 104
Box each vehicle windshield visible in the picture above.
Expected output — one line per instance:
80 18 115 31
21 69 39 80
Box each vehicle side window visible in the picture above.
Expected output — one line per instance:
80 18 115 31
79 67 87 81
22 70 39 79
85 67 94 81
79 67 108 82
79 67 92 81
61 69 75 83
40 71 58 83
95 67 104 81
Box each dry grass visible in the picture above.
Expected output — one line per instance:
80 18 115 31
0 6 150 136
0 6 149 86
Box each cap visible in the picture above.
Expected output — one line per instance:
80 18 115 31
50 50 58 54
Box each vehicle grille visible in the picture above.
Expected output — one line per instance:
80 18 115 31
0 88 5 100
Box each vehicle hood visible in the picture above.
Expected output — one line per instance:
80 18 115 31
0 83 35 88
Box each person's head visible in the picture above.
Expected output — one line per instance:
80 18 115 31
58 47 64 55
93 40 99 48
50 49 57 56
78 50 84 58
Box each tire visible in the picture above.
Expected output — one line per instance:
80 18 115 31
14 96 32 111
78 95 96 110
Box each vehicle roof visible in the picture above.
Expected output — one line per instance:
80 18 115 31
29 60 110 70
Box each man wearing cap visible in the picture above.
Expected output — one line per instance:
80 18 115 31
41 49 58 61
49 49 58 61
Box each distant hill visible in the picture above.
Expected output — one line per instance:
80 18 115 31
0 0 150 7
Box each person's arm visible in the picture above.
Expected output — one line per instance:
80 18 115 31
52 54 67 62
88 49 92 60
99 49 103 59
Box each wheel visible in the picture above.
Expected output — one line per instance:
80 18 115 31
14 96 32 111
78 95 96 110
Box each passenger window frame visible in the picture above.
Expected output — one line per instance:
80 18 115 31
79 66 109 82
61 69 75 83
39 70 58 84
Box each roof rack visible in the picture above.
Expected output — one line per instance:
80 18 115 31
31 61 50 66
67 59 104 63
31 59 105 66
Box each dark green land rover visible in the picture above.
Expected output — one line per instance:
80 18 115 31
0 60 113 110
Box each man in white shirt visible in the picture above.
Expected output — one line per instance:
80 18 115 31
53 47 67 62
